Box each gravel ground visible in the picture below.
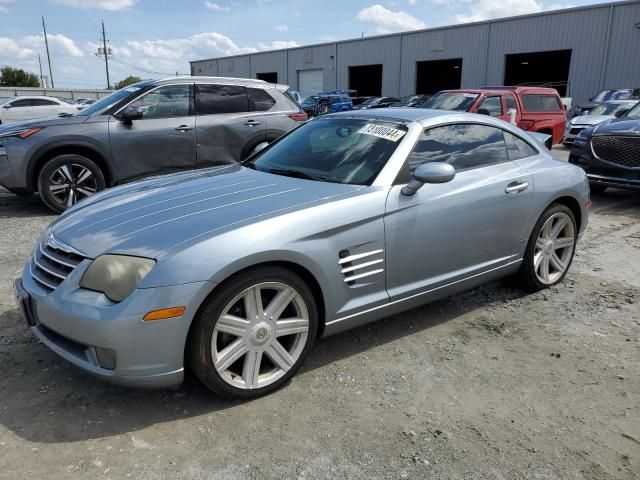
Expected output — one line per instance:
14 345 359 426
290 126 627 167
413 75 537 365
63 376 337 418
0 147 638 480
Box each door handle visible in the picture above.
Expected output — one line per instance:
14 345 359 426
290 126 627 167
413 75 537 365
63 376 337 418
505 181 529 194
175 125 193 132
244 120 261 126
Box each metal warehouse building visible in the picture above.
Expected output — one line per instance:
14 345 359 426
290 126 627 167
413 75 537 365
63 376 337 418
190 1 640 106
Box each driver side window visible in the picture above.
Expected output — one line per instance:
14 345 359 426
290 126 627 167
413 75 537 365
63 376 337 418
131 85 191 119
406 123 510 173
477 96 503 117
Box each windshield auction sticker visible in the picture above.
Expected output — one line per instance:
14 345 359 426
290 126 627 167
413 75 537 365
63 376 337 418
358 124 406 142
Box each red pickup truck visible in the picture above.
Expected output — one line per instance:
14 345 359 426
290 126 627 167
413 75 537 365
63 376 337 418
420 86 567 144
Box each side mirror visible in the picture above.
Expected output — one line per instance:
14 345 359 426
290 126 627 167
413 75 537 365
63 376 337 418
401 162 456 196
476 108 491 116
120 105 143 124
615 108 629 118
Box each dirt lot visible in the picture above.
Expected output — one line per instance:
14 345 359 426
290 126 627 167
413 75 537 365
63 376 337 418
0 147 638 480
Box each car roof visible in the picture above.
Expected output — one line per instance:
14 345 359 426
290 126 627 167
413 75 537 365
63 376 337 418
6 95 62 101
327 107 473 123
481 86 561 95
604 99 639 104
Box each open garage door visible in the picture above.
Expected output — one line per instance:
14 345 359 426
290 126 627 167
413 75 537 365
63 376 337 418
504 50 572 96
349 65 382 97
416 58 462 95
256 72 277 83
298 69 323 98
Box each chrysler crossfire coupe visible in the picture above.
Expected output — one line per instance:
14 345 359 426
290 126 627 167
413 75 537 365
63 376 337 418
15 109 590 399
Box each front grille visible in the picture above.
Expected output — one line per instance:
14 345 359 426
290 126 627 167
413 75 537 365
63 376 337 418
570 127 585 135
31 234 86 292
592 136 640 168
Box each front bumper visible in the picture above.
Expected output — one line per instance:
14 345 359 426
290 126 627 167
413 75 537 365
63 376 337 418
569 143 640 191
19 259 214 388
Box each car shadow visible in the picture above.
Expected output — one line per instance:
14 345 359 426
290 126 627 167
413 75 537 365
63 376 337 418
0 278 529 444
0 190 54 218
589 188 640 220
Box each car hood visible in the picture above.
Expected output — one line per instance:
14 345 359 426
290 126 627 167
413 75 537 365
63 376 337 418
0 114 88 132
50 165 364 259
570 114 614 126
593 118 640 136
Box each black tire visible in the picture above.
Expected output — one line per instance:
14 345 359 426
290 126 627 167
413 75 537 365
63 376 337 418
188 266 318 399
517 203 577 292
37 154 106 213
589 183 607 195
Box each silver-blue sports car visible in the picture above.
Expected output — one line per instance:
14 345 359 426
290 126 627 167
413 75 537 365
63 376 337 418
15 108 590 398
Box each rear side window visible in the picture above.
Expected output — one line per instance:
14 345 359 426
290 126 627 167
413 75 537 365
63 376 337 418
9 99 32 107
196 84 248 115
522 94 561 112
407 123 509 172
247 88 276 111
504 131 538 160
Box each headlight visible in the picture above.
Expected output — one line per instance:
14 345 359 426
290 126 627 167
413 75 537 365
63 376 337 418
80 255 156 302
0 127 41 139
565 121 571 129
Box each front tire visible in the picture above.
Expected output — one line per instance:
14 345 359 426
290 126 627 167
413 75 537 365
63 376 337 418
37 154 105 213
188 266 318 399
517 203 577 291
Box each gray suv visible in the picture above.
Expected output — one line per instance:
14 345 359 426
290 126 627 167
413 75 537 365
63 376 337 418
0 76 306 212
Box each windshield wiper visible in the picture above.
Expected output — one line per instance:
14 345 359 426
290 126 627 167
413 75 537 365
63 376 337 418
268 168 328 181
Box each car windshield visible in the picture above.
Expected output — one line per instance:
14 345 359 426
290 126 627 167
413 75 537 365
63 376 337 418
592 90 613 102
359 97 380 106
301 96 319 106
590 102 633 116
394 95 418 106
75 82 151 116
244 117 407 185
625 103 640 119
420 92 479 111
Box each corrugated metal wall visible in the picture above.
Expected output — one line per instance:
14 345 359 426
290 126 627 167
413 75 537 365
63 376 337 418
191 1 640 105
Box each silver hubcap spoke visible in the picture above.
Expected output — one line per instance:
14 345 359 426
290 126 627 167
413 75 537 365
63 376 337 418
49 163 98 207
533 212 575 285
211 282 310 390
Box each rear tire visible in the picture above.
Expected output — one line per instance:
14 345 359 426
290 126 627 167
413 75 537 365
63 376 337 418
188 266 318 399
517 203 577 291
37 154 105 213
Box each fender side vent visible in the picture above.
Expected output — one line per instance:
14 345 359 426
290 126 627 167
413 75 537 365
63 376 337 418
338 249 384 285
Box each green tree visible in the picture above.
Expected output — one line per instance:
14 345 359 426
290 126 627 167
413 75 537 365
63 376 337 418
114 75 142 90
0 66 40 87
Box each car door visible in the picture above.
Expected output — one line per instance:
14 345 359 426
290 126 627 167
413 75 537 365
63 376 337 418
476 95 509 121
3 98 34 122
108 83 196 182
31 98 63 119
384 122 534 300
194 84 267 166
504 93 521 126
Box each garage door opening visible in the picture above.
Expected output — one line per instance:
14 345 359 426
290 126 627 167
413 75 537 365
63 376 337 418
256 72 278 83
504 50 572 96
416 58 462 95
349 64 382 97
298 69 323 98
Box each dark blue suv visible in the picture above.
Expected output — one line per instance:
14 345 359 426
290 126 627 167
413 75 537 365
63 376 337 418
300 94 352 117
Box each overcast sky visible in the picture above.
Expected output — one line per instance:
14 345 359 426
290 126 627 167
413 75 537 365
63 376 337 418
0 0 616 89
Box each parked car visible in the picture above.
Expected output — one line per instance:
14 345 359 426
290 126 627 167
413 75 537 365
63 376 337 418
300 94 352 117
288 90 302 104
0 77 306 212
0 96 79 124
563 100 638 145
421 87 567 144
351 96 373 106
571 88 640 117
14 108 589 399
353 96 400 110
569 101 640 193
327 89 358 98
391 95 431 107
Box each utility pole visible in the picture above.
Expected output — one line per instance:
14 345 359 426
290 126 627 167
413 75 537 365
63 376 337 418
101 20 111 89
37 54 45 88
42 16 54 88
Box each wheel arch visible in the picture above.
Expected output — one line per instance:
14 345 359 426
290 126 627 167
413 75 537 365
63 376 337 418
546 195 583 232
28 143 113 192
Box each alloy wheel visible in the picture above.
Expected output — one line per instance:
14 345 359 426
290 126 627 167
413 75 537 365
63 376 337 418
48 163 98 208
211 282 310 390
533 212 575 285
